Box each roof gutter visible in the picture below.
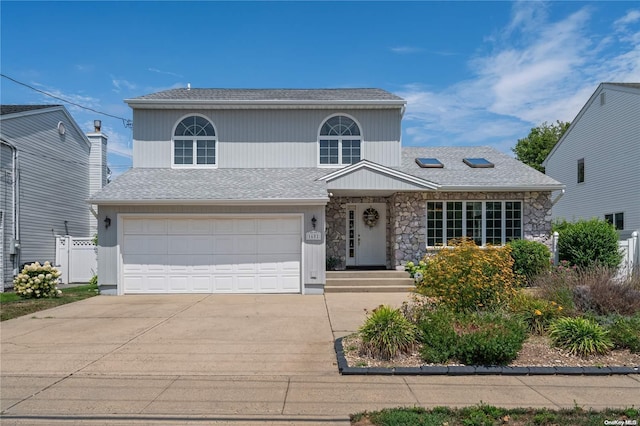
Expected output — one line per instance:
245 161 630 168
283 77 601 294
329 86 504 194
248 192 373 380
437 185 566 192
87 197 330 206
125 99 406 109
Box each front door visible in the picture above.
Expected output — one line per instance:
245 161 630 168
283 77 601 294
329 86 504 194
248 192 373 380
346 203 386 267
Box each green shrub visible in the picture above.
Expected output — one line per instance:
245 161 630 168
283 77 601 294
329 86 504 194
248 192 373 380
359 305 418 360
509 292 565 334
417 308 458 364
454 312 527 365
557 218 623 269
13 261 62 299
507 239 551 285
414 239 518 312
548 317 613 357
605 314 640 353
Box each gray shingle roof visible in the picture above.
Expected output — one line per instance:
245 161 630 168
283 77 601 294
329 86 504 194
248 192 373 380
0 105 61 115
607 83 640 89
397 146 563 189
90 168 330 204
127 88 404 102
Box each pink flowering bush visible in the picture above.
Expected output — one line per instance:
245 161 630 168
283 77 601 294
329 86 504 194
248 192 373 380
13 261 62 298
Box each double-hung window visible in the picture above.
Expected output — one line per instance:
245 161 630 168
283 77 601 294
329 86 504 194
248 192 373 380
319 115 361 165
173 115 217 167
426 201 522 247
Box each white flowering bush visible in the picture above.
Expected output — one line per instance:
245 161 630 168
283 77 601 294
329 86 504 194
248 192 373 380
13 261 62 298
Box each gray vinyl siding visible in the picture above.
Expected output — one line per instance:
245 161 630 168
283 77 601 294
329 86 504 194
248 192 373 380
1 143 15 289
546 85 640 231
327 168 427 191
132 108 402 168
0 109 92 272
97 204 326 291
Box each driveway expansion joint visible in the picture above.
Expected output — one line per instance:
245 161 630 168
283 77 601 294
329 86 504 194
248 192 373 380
334 337 640 376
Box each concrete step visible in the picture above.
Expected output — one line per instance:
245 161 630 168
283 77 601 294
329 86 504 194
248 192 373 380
326 270 410 279
325 270 415 293
325 285 415 293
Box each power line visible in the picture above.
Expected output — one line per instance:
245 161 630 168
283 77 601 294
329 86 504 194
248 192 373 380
1 73 133 129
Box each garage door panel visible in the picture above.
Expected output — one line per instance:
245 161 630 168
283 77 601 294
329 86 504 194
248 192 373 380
168 276 188 292
234 219 257 234
214 236 234 254
192 276 211 292
122 216 301 294
144 219 167 234
147 276 167 292
237 275 257 291
236 236 257 255
213 276 233 292
258 235 299 254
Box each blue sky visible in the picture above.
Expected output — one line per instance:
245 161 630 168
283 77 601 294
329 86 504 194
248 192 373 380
1 1 639 176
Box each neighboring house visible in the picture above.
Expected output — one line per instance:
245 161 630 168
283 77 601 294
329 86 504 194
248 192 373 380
543 83 640 237
0 105 108 291
90 88 563 295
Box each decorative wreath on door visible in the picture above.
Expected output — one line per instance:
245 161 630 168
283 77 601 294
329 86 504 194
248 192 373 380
362 207 380 228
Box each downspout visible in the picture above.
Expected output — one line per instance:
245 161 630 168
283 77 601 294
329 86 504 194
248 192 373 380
551 188 565 206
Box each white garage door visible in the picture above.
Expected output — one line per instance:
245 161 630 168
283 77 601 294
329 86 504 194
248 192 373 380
121 216 301 294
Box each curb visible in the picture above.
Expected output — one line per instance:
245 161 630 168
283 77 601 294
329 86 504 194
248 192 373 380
334 337 640 376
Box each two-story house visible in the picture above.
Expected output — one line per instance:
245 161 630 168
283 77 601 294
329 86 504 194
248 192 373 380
0 105 108 291
543 83 640 237
90 88 563 295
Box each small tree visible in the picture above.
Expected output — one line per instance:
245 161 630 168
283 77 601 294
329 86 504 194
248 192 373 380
557 219 622 269
512 120 570 173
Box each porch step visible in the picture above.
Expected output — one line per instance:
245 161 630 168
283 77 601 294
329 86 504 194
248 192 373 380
325 270 415 293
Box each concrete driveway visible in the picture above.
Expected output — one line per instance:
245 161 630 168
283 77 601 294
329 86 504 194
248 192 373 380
2 293 639 425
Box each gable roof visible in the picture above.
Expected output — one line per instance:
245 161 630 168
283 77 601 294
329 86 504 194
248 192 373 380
89 168 330 205
398 146 564 191
126 88 406 109
319 160 440 191
543 82 640 166
0 105 62 115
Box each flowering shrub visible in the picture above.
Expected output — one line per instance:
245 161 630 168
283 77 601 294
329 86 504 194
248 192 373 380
413 239 518 312
13 261 62 299
509 292 564 334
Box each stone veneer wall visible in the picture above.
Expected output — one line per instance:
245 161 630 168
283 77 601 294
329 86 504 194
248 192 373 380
325 196 392 270
390 191 553 268
326 192 553 270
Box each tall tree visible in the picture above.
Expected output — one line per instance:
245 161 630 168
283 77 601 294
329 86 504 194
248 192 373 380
512 120 570 173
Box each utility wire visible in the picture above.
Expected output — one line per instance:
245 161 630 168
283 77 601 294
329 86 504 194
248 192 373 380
1 73 133 128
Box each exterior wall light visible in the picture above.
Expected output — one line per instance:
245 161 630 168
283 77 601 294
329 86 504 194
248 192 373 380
311 215 317 229
104 217 111 228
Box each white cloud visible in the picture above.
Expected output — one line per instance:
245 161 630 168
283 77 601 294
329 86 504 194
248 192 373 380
399 3 640 153
390 46 423 54
111 77 137 93
30 81 101 112
148 67 183 78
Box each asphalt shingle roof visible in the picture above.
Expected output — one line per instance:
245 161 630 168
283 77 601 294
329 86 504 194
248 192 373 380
127 88 404 102
0 105 61 115
90 168 330 203
398 146 563 189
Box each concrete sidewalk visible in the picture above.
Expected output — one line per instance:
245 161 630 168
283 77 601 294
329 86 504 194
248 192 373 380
1 293 639 425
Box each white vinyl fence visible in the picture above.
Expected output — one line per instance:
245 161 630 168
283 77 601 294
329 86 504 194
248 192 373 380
551 230 639 278
55 236 97 284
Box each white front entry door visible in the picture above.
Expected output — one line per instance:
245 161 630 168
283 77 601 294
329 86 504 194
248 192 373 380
346 203 386 267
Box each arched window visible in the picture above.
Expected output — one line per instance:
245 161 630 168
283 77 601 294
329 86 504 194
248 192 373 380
172 115 217 166
319 115 361 165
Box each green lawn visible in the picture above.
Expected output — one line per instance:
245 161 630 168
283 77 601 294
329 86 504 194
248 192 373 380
352 405 639 425
0 284 99 321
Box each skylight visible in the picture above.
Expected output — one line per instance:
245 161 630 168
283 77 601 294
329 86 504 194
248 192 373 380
415 158 444 168
463 158 494 168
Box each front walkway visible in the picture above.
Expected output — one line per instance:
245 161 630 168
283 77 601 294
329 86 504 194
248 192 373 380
1 293 639 425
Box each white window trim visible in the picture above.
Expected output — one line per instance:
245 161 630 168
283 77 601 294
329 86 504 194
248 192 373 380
317 113 364 167
171 114 219 169
425 200 523 248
